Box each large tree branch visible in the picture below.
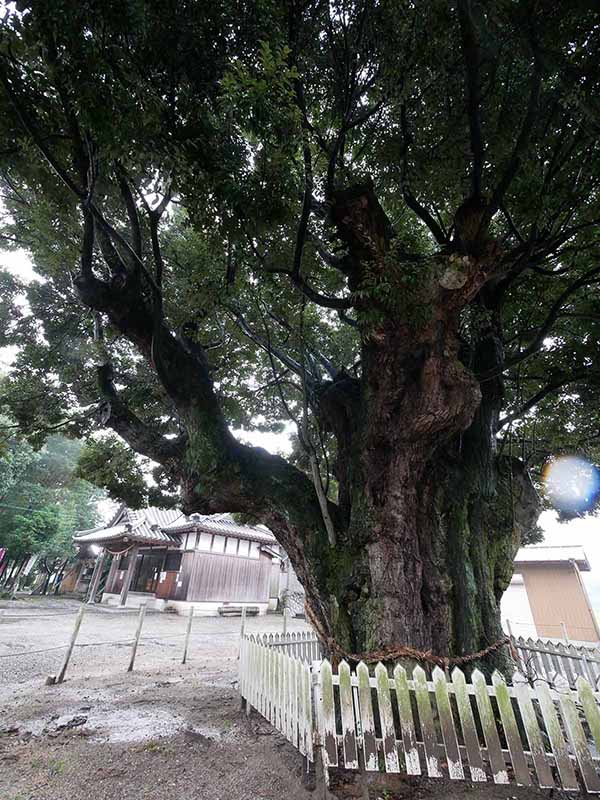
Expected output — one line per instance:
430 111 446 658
0 60 162 301
498 369 589 430
457 0 484 198
229 307 315 390
247 231 354 310
292 128 313 282
482 44 542 228
41 23 89 189
116 166 143 260
262 264 354 309
96 362 186 464
400 103 448 244
80 207 94 278
76 258 331 544
92 311 185 464
94 222 129 279
265 308 341 380
291 274 354 309
0 57 85 199
503 264 600 371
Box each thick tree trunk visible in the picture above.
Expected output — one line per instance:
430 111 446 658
306 413 538 667
322 403 463 651
290 259 540 667
348 314 481 650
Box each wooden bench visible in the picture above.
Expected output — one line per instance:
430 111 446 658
218 605 259 617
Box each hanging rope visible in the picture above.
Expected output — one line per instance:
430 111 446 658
104 544 134 557
305 602 517 668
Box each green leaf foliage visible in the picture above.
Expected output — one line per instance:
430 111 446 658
75 435 149 509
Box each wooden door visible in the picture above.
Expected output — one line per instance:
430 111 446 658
155 570 179 599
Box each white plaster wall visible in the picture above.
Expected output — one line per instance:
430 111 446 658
500 574 537 638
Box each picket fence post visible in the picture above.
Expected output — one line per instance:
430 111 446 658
54 605 85 684
127 602 147 672
182 605 194 664
235 629 600 796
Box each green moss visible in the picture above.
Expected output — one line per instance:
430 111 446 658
360 597 386 653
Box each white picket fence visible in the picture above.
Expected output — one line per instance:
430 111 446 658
239 633 600 794
513 635 600 688
239 633 314 760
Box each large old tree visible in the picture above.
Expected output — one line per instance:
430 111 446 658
1 1 599 662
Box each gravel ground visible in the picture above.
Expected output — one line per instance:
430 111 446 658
0 596 293 683
0 597 569 799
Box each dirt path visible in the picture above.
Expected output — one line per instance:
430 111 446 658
0 597 314 800
0 598 569 799
1 668 312 800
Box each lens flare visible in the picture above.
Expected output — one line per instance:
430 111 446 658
542 456 600 514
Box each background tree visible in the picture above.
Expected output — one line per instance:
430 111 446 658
0 431 102 591
0 1 598 662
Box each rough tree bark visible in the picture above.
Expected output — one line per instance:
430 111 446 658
294 185 541 665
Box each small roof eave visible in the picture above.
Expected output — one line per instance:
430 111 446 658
73 524 128 543
515 545 591 572
74 523 180 548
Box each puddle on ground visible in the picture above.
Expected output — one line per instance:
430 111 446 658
188 723 223 739
86 707 185 742
21 706 186 743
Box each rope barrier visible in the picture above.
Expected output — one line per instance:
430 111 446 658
104 544 134 557
0 612 79 619
0 633 191 659
75 638 135 648
0 608 146 619
0 644 68 658
305 602 515 668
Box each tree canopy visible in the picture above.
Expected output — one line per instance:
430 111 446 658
0 0 598 656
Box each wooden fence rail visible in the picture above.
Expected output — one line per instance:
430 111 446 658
238 633 600 795
512 635 600 688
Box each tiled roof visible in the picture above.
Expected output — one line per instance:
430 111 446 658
129 507 185 529
74 508 275 547
74 524 180 546
165 513 277 544
74 524 128 543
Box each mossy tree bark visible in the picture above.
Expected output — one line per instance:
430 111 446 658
283 186 538 663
